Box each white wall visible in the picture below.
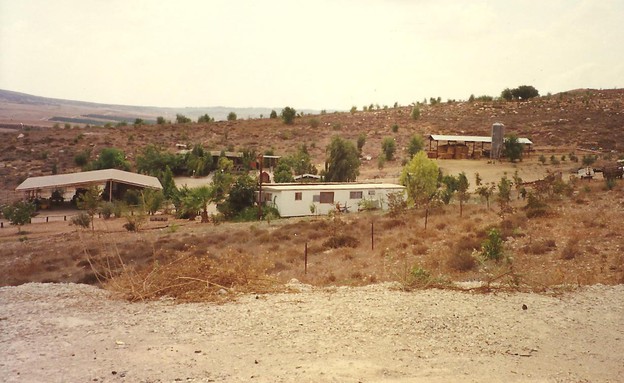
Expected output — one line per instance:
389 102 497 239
269 187 402 217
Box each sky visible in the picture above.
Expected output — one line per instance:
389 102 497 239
1 0 623 110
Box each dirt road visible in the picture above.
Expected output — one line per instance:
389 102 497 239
1 282 623 382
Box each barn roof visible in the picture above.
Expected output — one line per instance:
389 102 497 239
16 169 162 192
428 134 533 145
262 183 405 192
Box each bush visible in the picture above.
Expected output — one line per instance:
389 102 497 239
100 202 114 219
561 238 580 260
381 137 396 161
71 213 91 229
323 234 359 249
481 228 504 261
281 106 296 125
411 106 420 120
447 252 477 272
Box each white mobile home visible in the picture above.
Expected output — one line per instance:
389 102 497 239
260 183 405 217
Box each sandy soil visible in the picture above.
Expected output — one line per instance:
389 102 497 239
1 282 622 383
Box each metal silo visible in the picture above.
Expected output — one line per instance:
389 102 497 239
491 123 505 160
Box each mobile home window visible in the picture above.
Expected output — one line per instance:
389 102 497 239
350 191 363 199
295 192 302 201
319 192 334 204
368 190 376 196
312 195 320 202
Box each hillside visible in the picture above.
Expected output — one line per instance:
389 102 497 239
0 88 622 199
0 89 319 127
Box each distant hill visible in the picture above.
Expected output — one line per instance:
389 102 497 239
0 89 322 126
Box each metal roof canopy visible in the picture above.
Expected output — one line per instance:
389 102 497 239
16 169 163 192
428 134 533 145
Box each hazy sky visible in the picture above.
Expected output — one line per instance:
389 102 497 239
1 0 623 110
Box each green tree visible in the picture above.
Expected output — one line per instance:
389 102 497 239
2 201 35 234
156 116 166 124
269 110 277 119
227 112 237 121
141 189 165 215
407 134 425 159
274 161 295 183
77 186 102 231
399 151 439 228
324 136 360 182
357 134 366 155
176 114 191 124
501 88 513 101
74 149 91 167
91 148 130 171
381 137 396 161
503 134 524 162
457 172 470 217
350 106 357 114
197 114 214 123
187 185 213 222
136 145 180 177
497 175 512 215
481 228 504 261
511 85 539 100
281 106 297 125
134 118 144 126
411 106 421 120
219 174 257 218
476 183 496 208
440 174 459 205
159 165 178 200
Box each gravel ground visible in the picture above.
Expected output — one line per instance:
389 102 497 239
1 282 623 383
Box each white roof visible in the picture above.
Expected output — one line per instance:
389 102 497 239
429 134 533 145
262 183 405 192
16 169 162 191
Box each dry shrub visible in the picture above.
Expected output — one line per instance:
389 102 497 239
446 252 477 272
561 238 580 260
323 234 359 249
105 250 278 302
523 239 557 255
446 235 480 272
380 218 405 230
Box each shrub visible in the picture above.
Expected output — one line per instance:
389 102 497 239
323 234 359 249
281 106 296 125
391 124 399 133
2 201 36 233
381 137 396 161
561 238 580 260
481 228 504 261
447 252 477 272
100 202 114 219
71 213 91 229
411 106 420 120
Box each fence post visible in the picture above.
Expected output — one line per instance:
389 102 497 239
64 215 67 221
1 222 3 228
46 216 49 223
304 242 308 275
371 221 374 250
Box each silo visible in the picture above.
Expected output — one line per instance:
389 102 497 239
491 123 505 160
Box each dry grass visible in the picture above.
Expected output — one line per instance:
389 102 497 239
2 176 623 301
